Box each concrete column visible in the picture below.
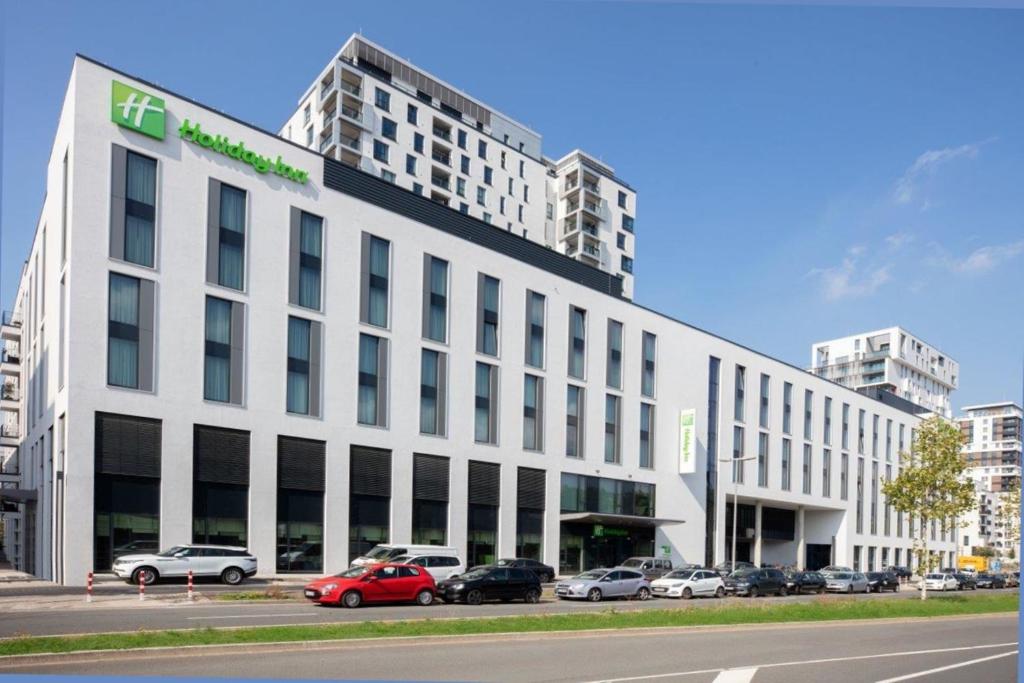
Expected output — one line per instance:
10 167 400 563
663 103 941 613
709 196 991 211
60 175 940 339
753 501 763 567
796 506 806 570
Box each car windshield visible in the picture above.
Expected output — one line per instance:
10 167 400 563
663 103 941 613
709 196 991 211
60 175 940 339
495 559 514 566
366 546 396 559
620 559 644 568
459 568 492 581
575 570 608 580
156 546 187 557
730 569 757 578
831 573 851 580
334 566 369 579
664 570 695 580
925 574 944 579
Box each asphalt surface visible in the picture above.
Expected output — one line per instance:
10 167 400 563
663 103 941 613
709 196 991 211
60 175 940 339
0 613 1015 681
0 586 1016 638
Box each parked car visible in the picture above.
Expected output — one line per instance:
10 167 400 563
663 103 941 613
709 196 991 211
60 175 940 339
277 542 322 572
919 573 959 592
886 565 912 580
436 566 542 605
820 565 853 574
495 558 556 583
865 571 901 592
975 573 1007 589
554 568 651 602
650 568 725 599
350 544 458 568
714 561 755 577
951 572 977 591
112 544 257 585
784 570 827 594
619 557 674 581
1005 573 1020 588
303 563 436 608
825 572 870 593
723 568 788 597
391 553 465 582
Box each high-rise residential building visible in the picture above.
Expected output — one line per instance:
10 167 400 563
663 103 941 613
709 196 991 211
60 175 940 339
957 402 1022 563
810 327 957 418
1 306 24 565
279 35 637 299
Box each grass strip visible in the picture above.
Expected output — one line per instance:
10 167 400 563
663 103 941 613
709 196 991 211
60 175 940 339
1 593 1016 657
214 589 295 601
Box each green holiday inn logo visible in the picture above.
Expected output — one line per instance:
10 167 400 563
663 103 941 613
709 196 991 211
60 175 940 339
111 81 165 140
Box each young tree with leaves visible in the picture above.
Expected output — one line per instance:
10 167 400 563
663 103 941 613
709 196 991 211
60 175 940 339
996 481 1020 565
881 416 975 600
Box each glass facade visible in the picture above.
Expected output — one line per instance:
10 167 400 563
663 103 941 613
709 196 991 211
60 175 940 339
639 403 654 469
297 212 322 310
566 385 584 458
124 151 156 267
107 273 140 389
606 320 623 389
94 474 159 571
217 184 246 290
479 275 500 356
193 481 247 546
525 291 545 368
568 306 586 379
425 256 448 343
203 296 232 402
604 394 620 464
286 317 311 415
641 332 656 397
276 489 322 572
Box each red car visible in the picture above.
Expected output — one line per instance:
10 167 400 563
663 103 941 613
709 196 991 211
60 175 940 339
303 563 436 608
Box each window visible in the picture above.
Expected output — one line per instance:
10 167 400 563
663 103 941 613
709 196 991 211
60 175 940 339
475 362 498 444
566 385 584 458
193 425 249 547
759 374 770 428
484 166 493 185
290 210 322 311
373 140 389 163
842 403 850 450
508 177 514 194
518 205 524 222
781 438 792 491
380 170 396 183
872 415 879 458
478 140 487 159
523 374 544 451
856 456 865 533
523 185 529 202
204 296 238 403
286 317 321 416
360 234 390 328
516 468 545 560
374 87 390 110
407 104 418 124
412 454 449 545
358 334 388 427
457 129 467 149
117 150 157 268
476 186 486 206
606 320 623 389
841 452 849 500
732 426 745 483
349 447 391 559
276 436 324 574
619 255 633 273
468 461 500 566
734 366 746 422
640 403 655 469
459 202 469 214
108 273 152 390
209 182 246 290
884 464 892 534
782 382 792 434
885 419 892 461
622 215 634 232
381 118 397 141
524 291 545 368
423 255 448 343
802 444 812 494
306 127 313 147
483 212 491 223
604 395 621 464
413 182 423 195
456 177 466 197
420 349 447 436
804 390 813 441
518 159 525 178
822 448 831 497
414 133 424 153
824 397 833 446
858 409 866 454
641 332 656 397
617 233 626 249
406 154 417 175
618 191 627 209
568 306 586 379
477 274 500 356
758 432 769 487
303 104 311 124
460 155 470 174
61 149 69 264
870 460 879 534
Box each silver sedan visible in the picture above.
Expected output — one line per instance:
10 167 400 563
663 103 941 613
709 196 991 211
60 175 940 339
554 568 652 602
824 571 870 594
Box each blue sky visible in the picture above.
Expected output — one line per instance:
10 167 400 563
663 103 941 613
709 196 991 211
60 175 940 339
2 1 1022 411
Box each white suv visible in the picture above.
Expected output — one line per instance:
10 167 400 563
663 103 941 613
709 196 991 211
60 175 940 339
112 544 257 585
392 554 465 581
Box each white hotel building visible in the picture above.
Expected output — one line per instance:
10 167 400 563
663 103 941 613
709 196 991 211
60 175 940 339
0 53 955 585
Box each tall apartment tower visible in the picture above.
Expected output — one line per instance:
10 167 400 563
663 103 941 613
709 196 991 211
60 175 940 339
958 402 1022 563
810 327 958 418
280 35 637 299
1 300 24 564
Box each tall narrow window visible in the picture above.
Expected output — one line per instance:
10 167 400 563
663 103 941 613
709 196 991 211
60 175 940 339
782 382 792 434
870 460 879 534
757 432 769 486
705 357 721 569
803 390 813 441
759 374 770 428
641 332 656 398
290 211 322 311
110 149 158 268
604 395 621 464
734 366 745 421
475 363 498 444
841 452 849 500
842 403 850 450
640 403 654 469
525 291 545 368
802 444 812 494
358 334 388 427
523 374 544 451
216 184 246 290
872 415 879 458
61 149 69 265
568 306 586 379
732 426 745 483
477 275 500 356
412 454 449 545
884 463 892 535
824 397 832 445
204 297 233 402
856 456 865 533
360 234 390 327
108 273 140 388
781 438 792 491
419 349 447 436
422 255 449 343
566 385 584 458
822 448 831 497
286 317 317 415
885 419 892 461
606 320 623 389
858 409 866 454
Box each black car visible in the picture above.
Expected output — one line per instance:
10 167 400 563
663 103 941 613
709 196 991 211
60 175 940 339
436 566 542 605
784 571 826 594
495 558 556 583
885 566 912 580
724 568 788 597
865 571 901 592
951 572 977 591
975 573 1006 589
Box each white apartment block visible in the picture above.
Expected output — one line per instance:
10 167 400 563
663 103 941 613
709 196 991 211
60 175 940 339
958 402 1022 563
280 35 637 299
811 326 958 418
0 55 956 586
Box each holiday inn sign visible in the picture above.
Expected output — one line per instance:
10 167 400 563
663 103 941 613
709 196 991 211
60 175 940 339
111 80 309 185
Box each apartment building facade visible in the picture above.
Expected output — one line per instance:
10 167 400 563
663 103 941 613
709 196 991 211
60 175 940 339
958 402 1022 563
0 56 955 585
280 36 637 299
811 327 958 418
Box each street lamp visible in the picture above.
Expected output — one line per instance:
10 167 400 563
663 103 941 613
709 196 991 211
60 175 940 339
719 455 758 574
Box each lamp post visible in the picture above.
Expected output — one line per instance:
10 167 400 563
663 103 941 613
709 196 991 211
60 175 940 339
719 455 758 574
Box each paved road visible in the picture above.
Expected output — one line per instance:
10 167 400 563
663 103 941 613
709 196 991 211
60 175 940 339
0 613 1015 681
0 587 1016 637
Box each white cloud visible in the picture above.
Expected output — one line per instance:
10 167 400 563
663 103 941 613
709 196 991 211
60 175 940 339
884 232 913 249
893 141 989 206
807 246 892 301
932 240 1024 274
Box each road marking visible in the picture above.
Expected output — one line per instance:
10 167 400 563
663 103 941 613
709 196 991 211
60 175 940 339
187 613 314 620
712 668 758 683
874 649 1018 682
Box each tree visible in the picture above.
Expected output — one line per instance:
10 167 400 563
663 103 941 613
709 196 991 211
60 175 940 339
996 482 1021 564
882 416 975 600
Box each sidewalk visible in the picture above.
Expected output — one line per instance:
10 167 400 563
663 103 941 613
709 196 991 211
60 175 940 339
0 562 43 585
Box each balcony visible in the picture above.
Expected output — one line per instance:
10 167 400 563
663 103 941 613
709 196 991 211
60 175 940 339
430 192 450 207
431 174 451 191
581 222 599 237
339 134 360 151
340 104 363 124
564 178 579 192
1 382 18 402
581 244 601 261
583 179 600 193
1 424 19 440
319 133 336 155
582 200 601 217
339 80 361 97
562 216 579 236
433 125 452 142
318 80 336 110
431 150 451 167
322 109 336 129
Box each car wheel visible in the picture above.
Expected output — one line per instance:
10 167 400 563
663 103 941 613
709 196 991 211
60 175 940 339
342 590 362 608
587 587 603 602
779 586 788 597
131 566 158 586
466 589 484 606
748 586 759 598
525 588 541 604
635 586 651 601
221 567 244 586
682 587 693 600
715 586 725 599
415 589 434 606
794 585 801 595
847 585 853 594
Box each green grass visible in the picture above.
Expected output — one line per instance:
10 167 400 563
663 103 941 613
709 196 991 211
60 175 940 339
214 589 295 601
0 593 1015 658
